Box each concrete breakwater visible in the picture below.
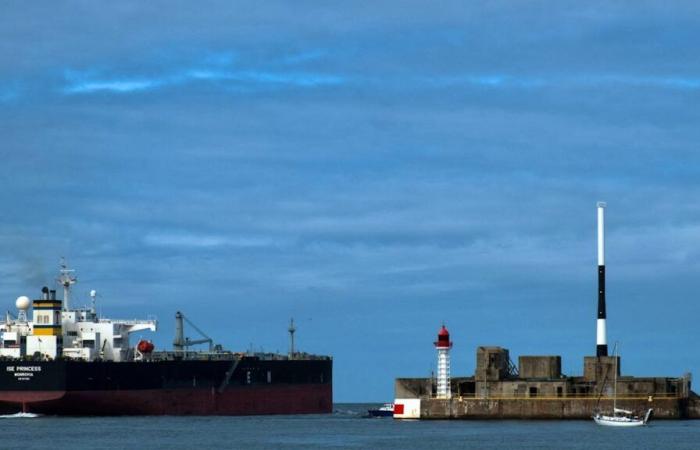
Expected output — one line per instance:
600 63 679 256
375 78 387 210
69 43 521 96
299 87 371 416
396 391 699 420
394 346 700 420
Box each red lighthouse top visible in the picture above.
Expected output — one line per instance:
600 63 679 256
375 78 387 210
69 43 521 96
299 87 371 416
434 325 453 348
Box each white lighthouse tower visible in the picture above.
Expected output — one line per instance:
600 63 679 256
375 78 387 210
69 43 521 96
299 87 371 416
434 324 453 399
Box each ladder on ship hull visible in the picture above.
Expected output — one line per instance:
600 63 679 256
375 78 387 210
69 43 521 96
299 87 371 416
217 359 240 393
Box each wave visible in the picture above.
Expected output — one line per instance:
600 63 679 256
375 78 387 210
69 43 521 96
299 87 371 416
332 408 364 417
0 412 41 419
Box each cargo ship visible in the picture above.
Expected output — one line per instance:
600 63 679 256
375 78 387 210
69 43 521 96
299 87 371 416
0 262 332 415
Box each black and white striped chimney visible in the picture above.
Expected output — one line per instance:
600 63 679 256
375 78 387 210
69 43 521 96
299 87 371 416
596 201 608 357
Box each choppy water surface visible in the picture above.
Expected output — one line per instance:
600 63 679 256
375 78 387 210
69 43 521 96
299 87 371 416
1 403 698 449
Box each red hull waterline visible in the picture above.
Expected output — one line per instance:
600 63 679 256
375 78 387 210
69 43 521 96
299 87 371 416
0 384 332 416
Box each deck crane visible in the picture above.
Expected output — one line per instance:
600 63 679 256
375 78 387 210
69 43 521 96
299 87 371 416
173 311 214 354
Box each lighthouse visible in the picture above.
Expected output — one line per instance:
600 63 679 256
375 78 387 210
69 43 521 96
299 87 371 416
434 324 453 399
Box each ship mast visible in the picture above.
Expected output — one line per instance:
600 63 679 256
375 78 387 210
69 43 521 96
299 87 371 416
288 318 296 359
58 258 77 311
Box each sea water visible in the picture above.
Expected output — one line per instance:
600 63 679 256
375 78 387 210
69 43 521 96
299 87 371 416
0 403 698 449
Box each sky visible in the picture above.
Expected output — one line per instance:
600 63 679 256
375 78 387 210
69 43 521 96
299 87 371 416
0 1 699 402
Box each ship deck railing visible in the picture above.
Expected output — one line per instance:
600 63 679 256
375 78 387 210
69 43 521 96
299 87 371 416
99 319 157 325
146 351 331 361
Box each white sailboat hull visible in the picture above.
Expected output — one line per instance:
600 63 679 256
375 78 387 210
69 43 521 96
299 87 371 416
593 415 645 427
593 409 653 427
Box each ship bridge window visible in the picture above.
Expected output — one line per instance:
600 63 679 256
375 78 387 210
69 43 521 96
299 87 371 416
67 331 78 337
529 387 538 397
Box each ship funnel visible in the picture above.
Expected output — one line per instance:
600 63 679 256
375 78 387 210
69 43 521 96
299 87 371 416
41 286 49 300
596 202 608 357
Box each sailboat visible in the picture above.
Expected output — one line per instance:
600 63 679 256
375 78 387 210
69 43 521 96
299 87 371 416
593 344 653 427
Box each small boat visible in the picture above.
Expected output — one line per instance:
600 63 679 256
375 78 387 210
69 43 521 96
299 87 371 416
593 344 652 427
593 408 653 427
367 403 394 417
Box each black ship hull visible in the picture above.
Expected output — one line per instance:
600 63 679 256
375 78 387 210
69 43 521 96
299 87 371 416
0 358 332 415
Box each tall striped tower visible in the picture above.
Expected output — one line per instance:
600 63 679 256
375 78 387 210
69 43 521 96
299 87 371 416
596 202 608 357
434 325 453 399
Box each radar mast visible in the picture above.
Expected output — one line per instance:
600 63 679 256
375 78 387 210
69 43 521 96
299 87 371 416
57 258 77 311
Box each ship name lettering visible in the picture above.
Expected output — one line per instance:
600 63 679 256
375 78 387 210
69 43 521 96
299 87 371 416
15 366 41 372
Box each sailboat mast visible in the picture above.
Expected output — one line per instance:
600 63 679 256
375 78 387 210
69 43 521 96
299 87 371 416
612 343 618 412
613 352 617 411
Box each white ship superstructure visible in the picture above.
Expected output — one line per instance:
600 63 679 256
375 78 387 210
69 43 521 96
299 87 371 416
0 262 156 361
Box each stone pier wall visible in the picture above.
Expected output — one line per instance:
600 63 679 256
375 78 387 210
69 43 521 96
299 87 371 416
687 393 700 419
420 397 684 420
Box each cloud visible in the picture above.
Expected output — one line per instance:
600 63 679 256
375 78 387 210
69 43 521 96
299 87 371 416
64 79 161 94
424 74 546 89
143 232 288 249
421 74 700 91
61 50 346 95
185 69 345 86
63 68 345 94
61 66 700 96
574 74 700 90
